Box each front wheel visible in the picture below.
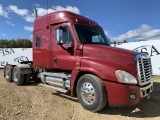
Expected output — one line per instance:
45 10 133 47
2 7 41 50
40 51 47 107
76 74 107 112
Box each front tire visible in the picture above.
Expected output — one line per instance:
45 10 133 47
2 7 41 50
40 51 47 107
12 66 25 86
76 74 107 112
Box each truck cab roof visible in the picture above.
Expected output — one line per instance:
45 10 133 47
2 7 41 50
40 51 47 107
33 11 102 31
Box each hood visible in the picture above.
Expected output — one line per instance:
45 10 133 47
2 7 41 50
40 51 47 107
82 44 138 78
83 44 137 59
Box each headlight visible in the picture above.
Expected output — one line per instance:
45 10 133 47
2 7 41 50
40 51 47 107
115 70 137 84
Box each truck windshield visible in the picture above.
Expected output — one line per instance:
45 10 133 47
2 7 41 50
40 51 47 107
75 24 110 45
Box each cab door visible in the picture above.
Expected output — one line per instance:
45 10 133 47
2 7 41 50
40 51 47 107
52 23 76 70
33 30 42 67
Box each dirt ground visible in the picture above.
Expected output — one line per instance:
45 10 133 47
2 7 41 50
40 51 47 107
0 69 160 120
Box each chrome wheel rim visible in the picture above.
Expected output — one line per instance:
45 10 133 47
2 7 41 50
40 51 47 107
81 82 96 105
13 69 18 82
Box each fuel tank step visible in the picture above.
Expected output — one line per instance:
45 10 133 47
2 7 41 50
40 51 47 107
40 72 71 90
38 83 69 93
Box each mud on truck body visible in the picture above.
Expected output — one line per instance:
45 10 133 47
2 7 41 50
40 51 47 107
4 10 153 112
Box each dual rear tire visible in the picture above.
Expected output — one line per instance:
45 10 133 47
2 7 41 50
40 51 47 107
4 65 13 82
12 66 25 85
5 65 30 85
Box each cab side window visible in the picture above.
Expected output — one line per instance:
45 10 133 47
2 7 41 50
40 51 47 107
36 34 41 48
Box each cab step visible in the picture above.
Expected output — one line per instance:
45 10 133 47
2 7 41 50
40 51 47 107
38 83 69 93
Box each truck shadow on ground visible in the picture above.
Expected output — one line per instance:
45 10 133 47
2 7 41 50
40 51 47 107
24 78 42 86
99 81 160 118
24 81 40 86
52 92 78 103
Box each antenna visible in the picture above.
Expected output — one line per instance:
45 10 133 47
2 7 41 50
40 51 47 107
46 0 49 29
46 0 48 15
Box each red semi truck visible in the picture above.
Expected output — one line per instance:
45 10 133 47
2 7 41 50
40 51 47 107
4 10 153 112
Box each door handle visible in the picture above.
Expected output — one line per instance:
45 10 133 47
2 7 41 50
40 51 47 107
54 57 57 64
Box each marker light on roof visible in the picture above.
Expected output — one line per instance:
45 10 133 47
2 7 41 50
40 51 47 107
75 19 78 22
59 13 64 18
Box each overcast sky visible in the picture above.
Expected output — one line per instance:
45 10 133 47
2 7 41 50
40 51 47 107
0 0 160 42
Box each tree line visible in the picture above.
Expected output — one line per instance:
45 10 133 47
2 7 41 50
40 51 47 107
110 40 128 45
0 38 129 48
0 39 32 48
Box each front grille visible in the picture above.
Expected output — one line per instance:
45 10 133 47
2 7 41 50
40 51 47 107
137 55 152 86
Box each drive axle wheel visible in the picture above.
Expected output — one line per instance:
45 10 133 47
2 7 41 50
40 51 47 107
76 74 107 112
5 65 13 82
12 66 25 86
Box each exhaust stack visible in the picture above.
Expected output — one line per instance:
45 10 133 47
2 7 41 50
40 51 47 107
33 9 38 18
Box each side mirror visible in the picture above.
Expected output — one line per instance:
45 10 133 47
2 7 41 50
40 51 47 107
56 27 63 44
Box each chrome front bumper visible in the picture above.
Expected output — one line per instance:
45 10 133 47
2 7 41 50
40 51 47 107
140 81 153 98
